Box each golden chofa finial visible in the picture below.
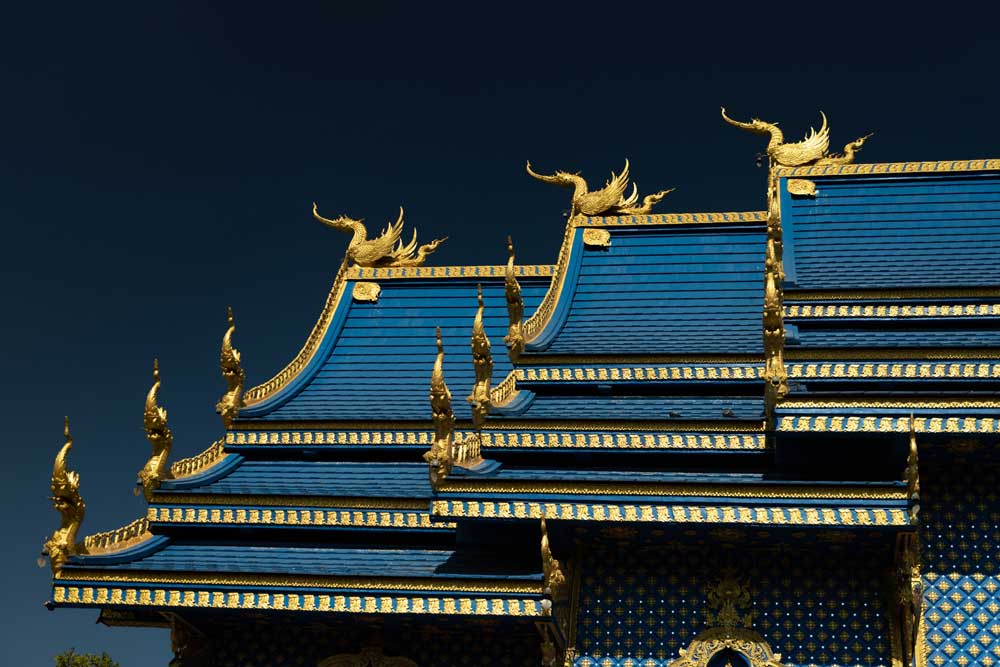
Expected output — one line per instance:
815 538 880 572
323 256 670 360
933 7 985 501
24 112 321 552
467 284 494 430
137 359 173 501
721 107 831 167
526 159 673 217
215 306 246 429
504 236 525 362
312 202 447 268
540 518 567 602
422 327 455 487
41 416 86 575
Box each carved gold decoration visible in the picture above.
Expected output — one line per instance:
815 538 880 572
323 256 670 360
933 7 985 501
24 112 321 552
894 531 923 667
704 568 753 630
467 284 493 430
816 132 874 165
350 263 555 279
786 178 816 197
504 236 525 362
526 159 673 217
540 517 567 602
721 108 831 168
170 438 226 478
574 211 766 226
318 646 417 667
422 327 455 487
313 203 446 268
776 157 1000 177
42 417 86 575
351 281 381 302
581 228 611 247
82 517 151 556
786 302 1000 317
905 414 920 524
779 414 1000 434
215 306 245 429
138 359 173 501
672 627 785 667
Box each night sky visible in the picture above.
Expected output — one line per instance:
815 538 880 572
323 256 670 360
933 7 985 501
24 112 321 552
3 3 998 665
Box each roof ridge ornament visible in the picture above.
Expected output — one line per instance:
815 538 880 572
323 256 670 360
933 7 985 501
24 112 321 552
215 306 246 429
423 327 455 487
467 284 494 430
540 517 568 602
138 359 173 501
312 203 447 268
41 416 86 575
504 236 525 362
526 159 674 217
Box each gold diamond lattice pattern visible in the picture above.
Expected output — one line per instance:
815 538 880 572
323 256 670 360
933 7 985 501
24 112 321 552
574 545 890 667
922 465 1000 667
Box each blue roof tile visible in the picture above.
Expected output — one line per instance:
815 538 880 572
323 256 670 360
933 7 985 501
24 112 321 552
503 395 764 421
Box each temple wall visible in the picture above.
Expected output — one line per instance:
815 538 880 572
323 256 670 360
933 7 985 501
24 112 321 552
920 463 1000 667
573 542 893 667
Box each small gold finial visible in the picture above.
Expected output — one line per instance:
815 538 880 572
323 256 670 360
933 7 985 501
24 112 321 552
215 306 246 429
138 358 173 501
540 517 567 602
42 416 86 575
313 202 446 267
527 159 672 217
467 284 493 431
504 236 525 361
423 327 455 487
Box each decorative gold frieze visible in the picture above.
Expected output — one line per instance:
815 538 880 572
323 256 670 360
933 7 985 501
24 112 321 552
786 302 1000 318
149 505 451 530
349 263 555 280
138 359 173 501
574 211 766 226
581 228 611 248
351 282 381 302
777 414 999 433
215 306 245 429
775 157 1000 177
42 417 86 575
312 203 446 268
526 159 673 217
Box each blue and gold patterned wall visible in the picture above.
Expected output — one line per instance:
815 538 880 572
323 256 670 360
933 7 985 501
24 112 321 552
921 464 1000 667
574 544 892 667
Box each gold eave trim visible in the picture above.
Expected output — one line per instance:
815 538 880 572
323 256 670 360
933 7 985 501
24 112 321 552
58 571 540 595
150 495 428 509
774 158 1000 177
52 586 545 616
436 481 904 501
347 264 555 280
574 211 767 227
782 398 1000 409
147 505 452 530
786 303 1000 318
514 365 763 382
519 354 765 365
786 360 1000 380
777 414 1000 433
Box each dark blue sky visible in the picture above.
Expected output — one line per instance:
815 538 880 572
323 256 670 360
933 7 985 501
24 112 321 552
3 3 998 665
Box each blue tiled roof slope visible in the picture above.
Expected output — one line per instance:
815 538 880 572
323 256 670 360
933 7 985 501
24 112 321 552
503 395 764 421
243 278 548 422
535 224 766 355
783 172 1000 289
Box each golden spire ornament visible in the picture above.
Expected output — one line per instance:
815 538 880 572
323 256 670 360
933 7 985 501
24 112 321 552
422 327 455 487
41 417 86 575
467 284 493 430
215 306 246 428
504 236 525 361
137 359 173 501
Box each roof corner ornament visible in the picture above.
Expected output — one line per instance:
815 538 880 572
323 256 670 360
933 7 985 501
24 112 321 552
215 306 246 429
540 517 568 602
504 236 526 362
41 417 86 575
526 159 673 218
423 327 455 488
138 359 173 501
313 203 447 268
905 414 920 524
467 284 493 431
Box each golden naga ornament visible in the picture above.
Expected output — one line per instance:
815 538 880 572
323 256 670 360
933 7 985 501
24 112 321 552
312 203 447 268
467 284 493 430
540 517 568 602
42 417 86 575
504 236 525 362
138 359 173 501
423 327 455 487
720 108 873 168
905 414 920 523
526 159 674 217
215 306 246 429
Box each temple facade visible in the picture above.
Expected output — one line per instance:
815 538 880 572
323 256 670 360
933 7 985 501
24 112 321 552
43 111 1000 667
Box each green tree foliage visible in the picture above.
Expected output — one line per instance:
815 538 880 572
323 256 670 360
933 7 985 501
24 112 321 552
54 649 120 667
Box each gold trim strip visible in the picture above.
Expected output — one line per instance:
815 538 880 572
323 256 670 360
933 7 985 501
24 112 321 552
783 398 1000 408
786 303 1000 318
787 361 1000 379
431 501 909 526
777 415 999 433
523 224 578 343
574 211 766 226
437 482 903 501
775 158 1000 177
52 586 543 616
147 506 452 530
347 264 555 280
81 518 152 556
60 571 538 594
519 354 764 365
170 438 227 479
517 365 763 382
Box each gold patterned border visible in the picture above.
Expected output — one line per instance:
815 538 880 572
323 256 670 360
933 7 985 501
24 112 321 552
786 303 1000 318
516 365 762 382
52 586 543 616
775 158 1000 177
170 438 227 479
574 211 766 226
523 222 578 343
82 518 152 556
438 482 903 501
787 361 1000 379
777 415 1000 433
431 501 909 526
148 506 451 530
348 264 555 280
783 398 1000 408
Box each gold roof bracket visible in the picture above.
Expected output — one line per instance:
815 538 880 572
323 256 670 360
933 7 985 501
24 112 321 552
215 306 246 429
